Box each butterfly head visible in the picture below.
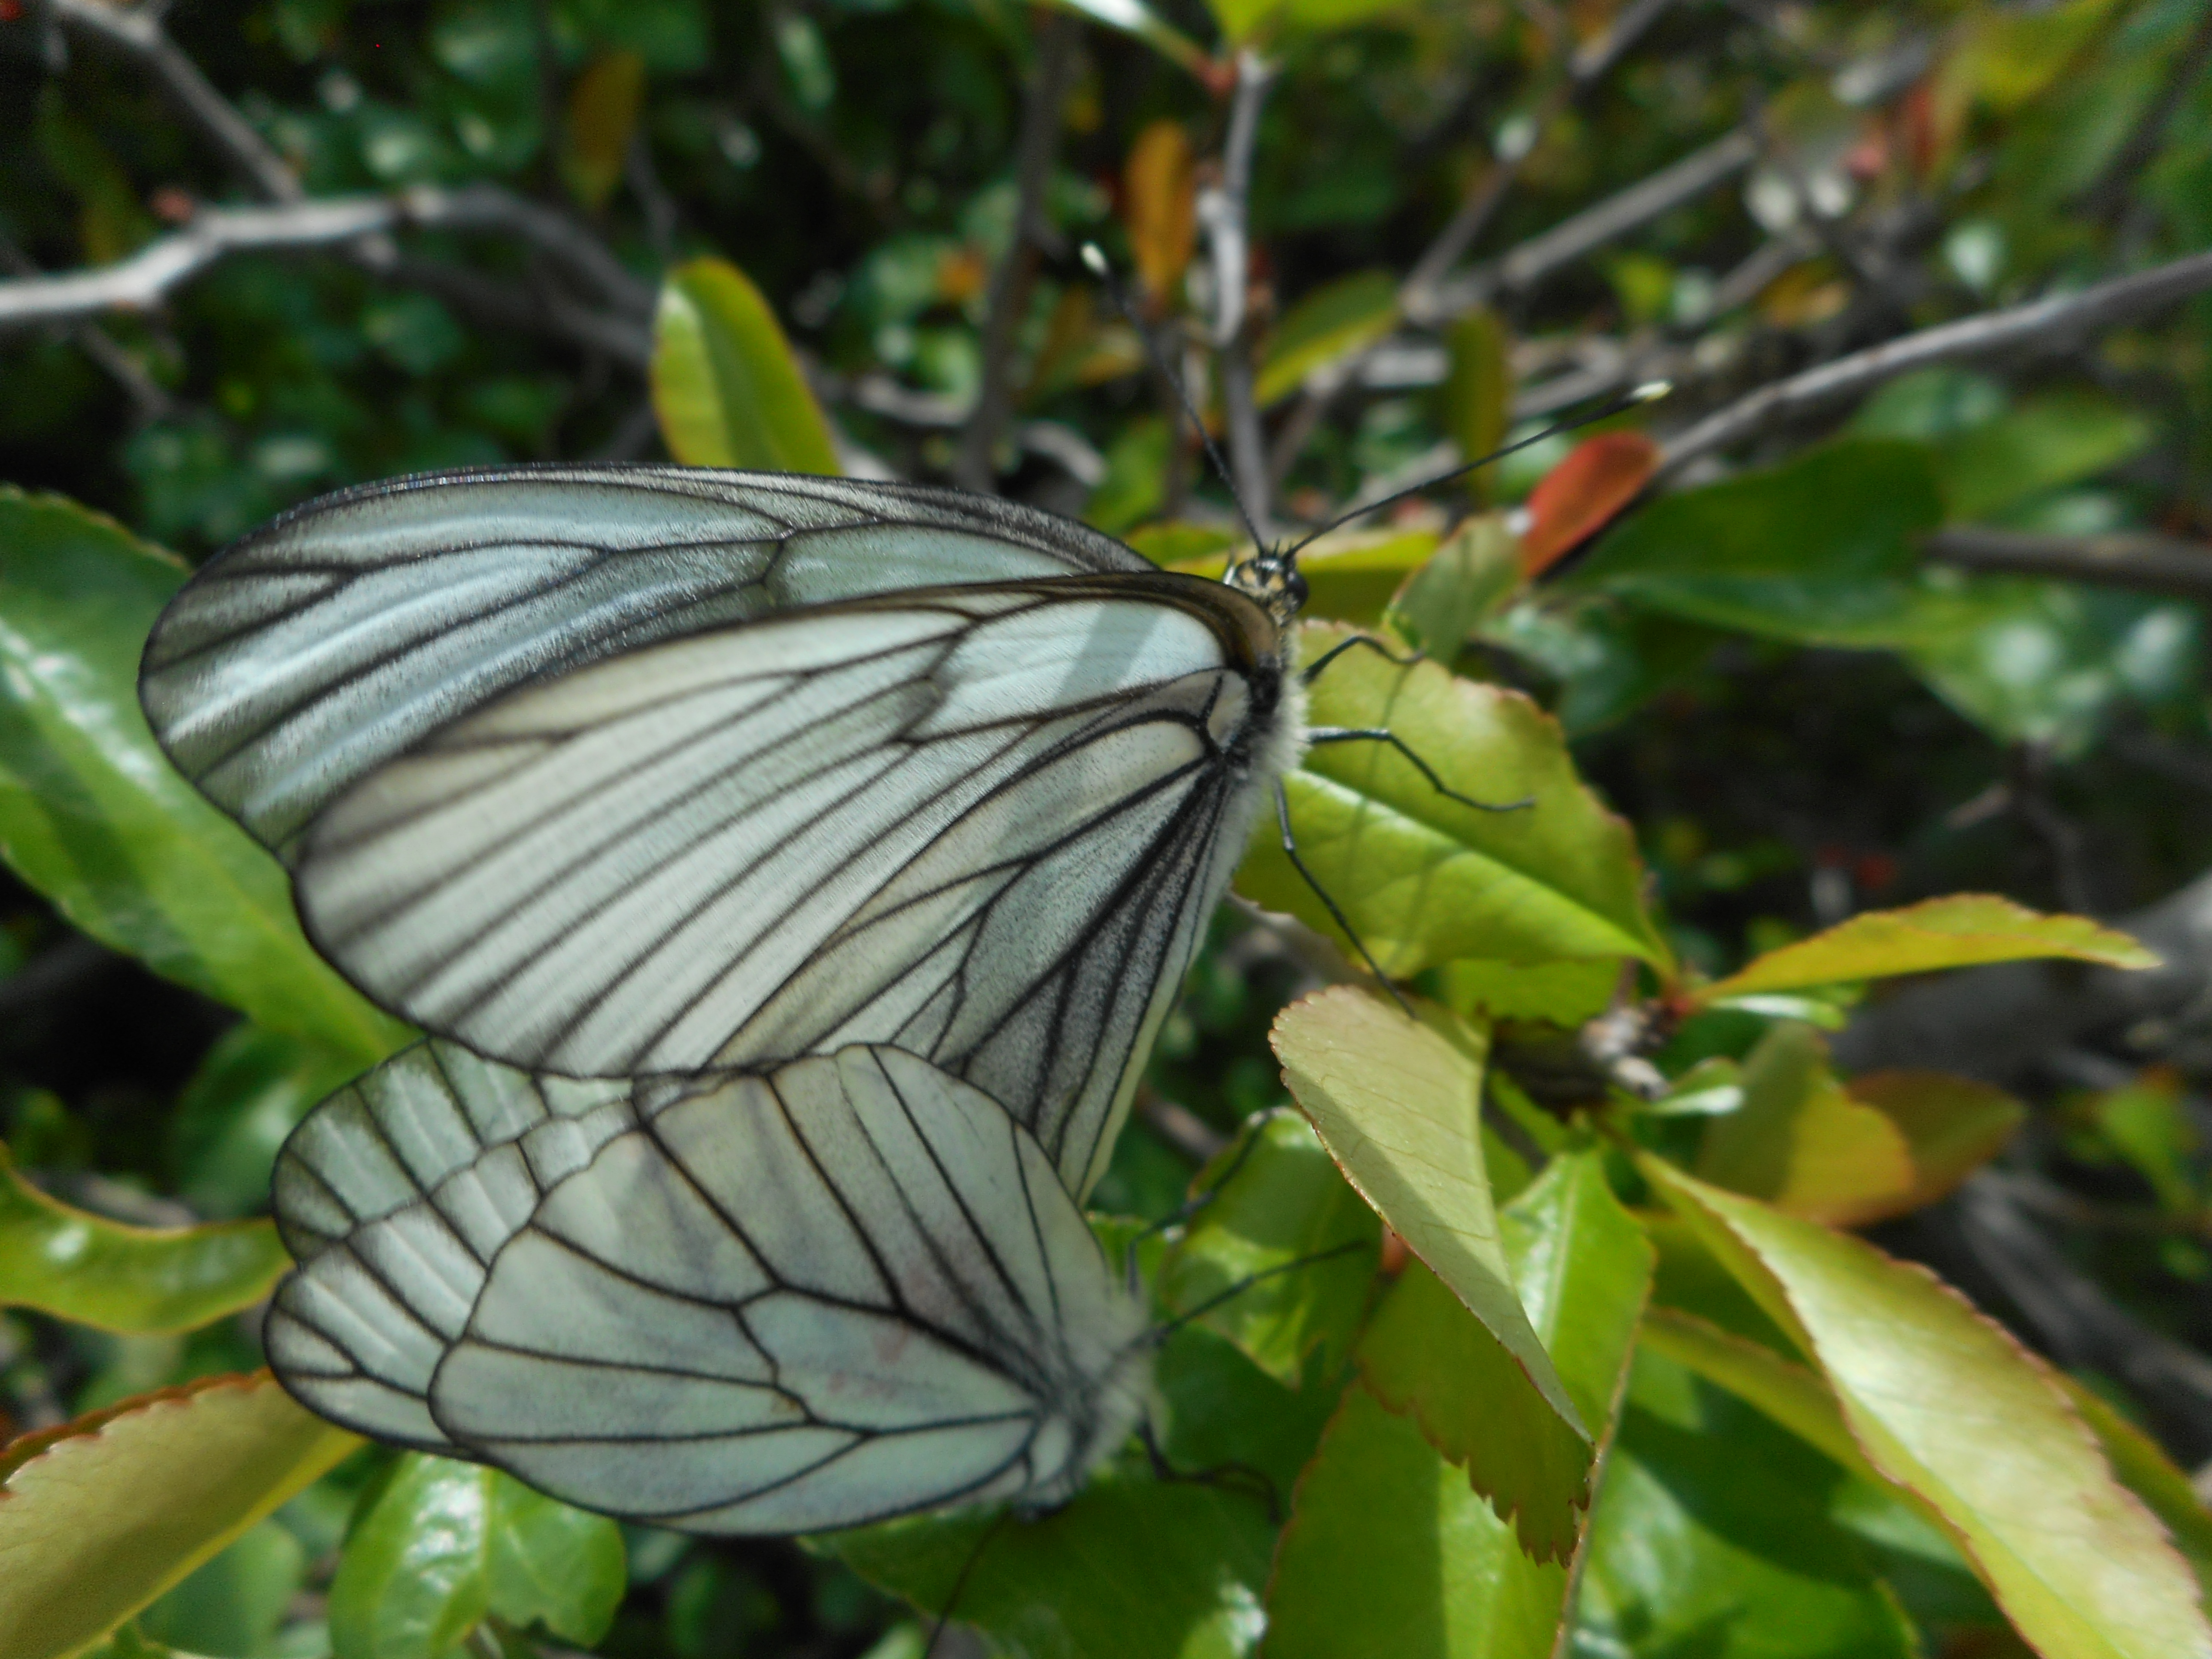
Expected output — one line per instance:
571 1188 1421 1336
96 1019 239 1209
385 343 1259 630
1225 544 1308 628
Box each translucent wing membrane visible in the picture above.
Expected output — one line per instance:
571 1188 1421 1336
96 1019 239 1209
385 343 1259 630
140 466 1158 854
139 468 1291 1199
266 1041 1151 1533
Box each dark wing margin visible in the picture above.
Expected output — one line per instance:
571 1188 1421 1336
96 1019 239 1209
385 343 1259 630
265 1042 1149 1532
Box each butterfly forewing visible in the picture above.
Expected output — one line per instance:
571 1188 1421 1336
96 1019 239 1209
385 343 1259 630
264 1042 1151 1533
142 468 1293 1198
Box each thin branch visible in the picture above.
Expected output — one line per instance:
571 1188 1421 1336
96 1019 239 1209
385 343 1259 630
954 10 1080 492
1200 52 1276 537
2075 4 2212 224
49 0 303 203
0 187 653 340
1401 0 1678 318
1657 248 2212 475
1431 126 1760 315
1924 526 2212 603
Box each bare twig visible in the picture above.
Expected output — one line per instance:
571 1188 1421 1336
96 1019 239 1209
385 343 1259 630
1432 127 1760 316
0 188 653 341
954 11 1080 492
1137 1087 1229 1164
1924 526 2212 603
1401 0 1677 318
1199 52 1276 536
49 0 302 204
1657 249 2212 475
2075 5 2212 224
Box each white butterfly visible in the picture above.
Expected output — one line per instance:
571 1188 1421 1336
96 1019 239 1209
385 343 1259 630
265 1038 1152 1532
140 467 1317 1201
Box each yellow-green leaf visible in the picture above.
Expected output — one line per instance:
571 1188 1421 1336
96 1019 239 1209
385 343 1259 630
1386 515 1523 656
1273 989 1585 1440
1699 894 2157 1002
1439 308 1511 502
2060 1378 2212 1601
1693 1022 1917 1226
651 257 841 475
0 1143 289 1334
0 1373 360 1659
563 52 646 211
1255 271 1400 407
1849 1070 2025 1218
1642 1158 2212 1659
1239 621 1672 977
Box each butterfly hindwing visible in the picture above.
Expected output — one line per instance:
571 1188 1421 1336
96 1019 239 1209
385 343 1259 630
264 1041 1150 1533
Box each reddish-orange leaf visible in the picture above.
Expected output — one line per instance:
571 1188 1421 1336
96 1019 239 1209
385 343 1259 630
1519 431 1659 576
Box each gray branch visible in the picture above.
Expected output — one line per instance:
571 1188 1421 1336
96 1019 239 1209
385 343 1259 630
1202 52 1276 540
1658 248 2212 475
954 10 1079 492
0 188 654 348
1924 526 2212 604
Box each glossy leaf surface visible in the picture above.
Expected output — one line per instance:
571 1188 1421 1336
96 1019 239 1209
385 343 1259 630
0 490 408 1064
1273 990 1584 1438
1644 1158 2212 1659
0 1142 288 1333
1701 894 2158 1000
651 258 842 475
0 1372 359 1659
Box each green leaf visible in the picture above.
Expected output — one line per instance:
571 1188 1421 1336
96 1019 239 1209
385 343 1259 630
1903 581 2196 757
1357 1152 1653 1560
1636 1305 1883 1485
331 1457 626 1659
1936 391 2154 522
0 489 410 1066
1272 991 1586 1439
1848 1070 2025 1217
140 1519 306 1659
486 1475 628 1646
1430 956 1621 1026
1565 441 1946 647
1239 621 1671 976
2060 1378 2212 1599
169 1024 363 1219
650 257 841 475
0 1372 360 1659
1699 894 2158 1000
1261 1385 1568 1659
830 1476 1275 1659
1439 309 1511 503
1574 1347 1920 1659
0 1142 289 1334
1386 516 1523 657
562 51 647 211
1255 271 1400 407
1641 1157 2212 1659
1158 1110 1381 1386
1692 1022 1917 1226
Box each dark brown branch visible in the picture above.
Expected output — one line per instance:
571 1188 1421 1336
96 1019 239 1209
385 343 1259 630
1658 249 2212 474
50 0 303 204
954 11 1080 492
1924 526 2212 604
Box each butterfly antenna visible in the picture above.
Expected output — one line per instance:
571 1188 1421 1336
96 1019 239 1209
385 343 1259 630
1282 378 1673 560
921 1508 1014 1659
1082 242 1270 553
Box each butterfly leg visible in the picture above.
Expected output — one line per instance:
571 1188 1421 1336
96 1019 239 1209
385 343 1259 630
1306 726 1534 813
1273 781 1416 1015
1300 631 1424 685
1137 1420 1284 1523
